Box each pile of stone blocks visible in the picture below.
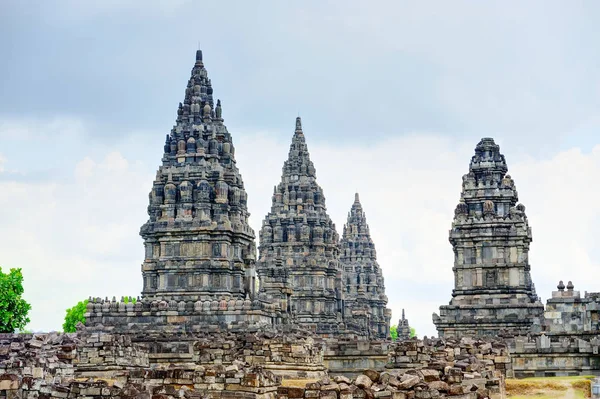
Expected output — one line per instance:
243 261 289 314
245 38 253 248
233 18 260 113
387 337 512 379
0 332 282 399
277 367 503 399
323 339 389 377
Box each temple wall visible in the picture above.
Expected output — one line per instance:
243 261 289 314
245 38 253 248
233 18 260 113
279 337 508 399
323 340 389 378
508 335 600 378
84 296 281 334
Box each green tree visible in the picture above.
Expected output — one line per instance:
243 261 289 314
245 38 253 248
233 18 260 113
63 299 88 333
410 327 417 338
63 296 137 332
0 267 31 333
390 325 398 341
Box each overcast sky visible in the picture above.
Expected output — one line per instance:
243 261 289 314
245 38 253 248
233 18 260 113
1 1 600 337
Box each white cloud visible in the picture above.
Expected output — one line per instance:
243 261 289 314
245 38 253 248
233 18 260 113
0 144 153 331
2 118 600 337
0 154 5 172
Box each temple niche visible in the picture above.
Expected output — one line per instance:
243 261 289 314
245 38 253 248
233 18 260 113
256 118 347 337
339 193 391 339
433 138 544 338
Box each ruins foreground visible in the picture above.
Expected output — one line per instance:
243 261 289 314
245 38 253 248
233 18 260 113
2 49 600 398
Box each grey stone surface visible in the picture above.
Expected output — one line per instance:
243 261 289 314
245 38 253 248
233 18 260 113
140 49 258 302
433 138 544 338
339 194 391 339
256 118 346 336
543 280 600 337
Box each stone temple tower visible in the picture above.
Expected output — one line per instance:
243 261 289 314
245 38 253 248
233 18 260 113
140 50 258 302
433 138 544 338
340 193 391 339
257 117 345 336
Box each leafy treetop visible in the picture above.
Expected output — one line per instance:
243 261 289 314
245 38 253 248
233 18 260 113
0 267 32 333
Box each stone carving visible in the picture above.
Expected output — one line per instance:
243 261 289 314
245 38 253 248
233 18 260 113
433 138 544 337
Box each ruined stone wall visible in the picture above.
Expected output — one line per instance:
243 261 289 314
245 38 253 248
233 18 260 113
388 337 513 379
1 331 511 399
323 340 389 378
509 334 600 377
0 332 281 399
277 369 504 399
278 337 509 399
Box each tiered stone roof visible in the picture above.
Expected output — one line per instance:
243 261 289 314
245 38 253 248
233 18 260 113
340 193 391 338
140 50 257 301
433 138 544 337
257 118 344 336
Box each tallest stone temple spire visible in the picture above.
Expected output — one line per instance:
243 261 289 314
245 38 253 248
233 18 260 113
433 138 544 337
140 49 257 301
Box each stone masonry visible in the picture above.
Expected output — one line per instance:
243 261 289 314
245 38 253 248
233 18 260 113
256 118 345 336
0 331 508 399
339 193 391 339
433 138 544 338
543 280 600 337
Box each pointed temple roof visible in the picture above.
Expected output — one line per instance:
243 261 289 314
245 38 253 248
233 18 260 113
257 117 343 335
454 137 519 219
140 50 256 301
340 193 390 339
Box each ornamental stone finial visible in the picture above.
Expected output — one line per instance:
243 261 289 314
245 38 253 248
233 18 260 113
295 116 302 132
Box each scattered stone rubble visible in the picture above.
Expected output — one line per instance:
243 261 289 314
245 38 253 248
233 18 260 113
277 368 500 399
278 337 509 399
1 331 509 399
388 337 512 379
0 332 282 399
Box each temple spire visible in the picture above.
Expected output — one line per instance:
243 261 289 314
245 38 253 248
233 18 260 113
140 49 256 302
257 117 345 336
340 192 391 339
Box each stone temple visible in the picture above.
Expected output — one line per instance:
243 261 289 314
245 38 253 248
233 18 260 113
141 49 258 303
339 193 391 339
86 49 392 337
255 118 391 338
433 138 545 337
